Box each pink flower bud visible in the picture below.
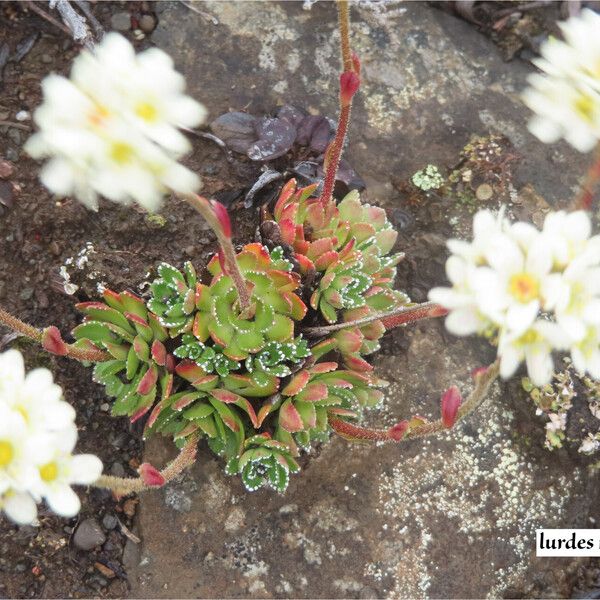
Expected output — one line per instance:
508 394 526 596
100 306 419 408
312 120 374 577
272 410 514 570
41 326 68 356
210 200 232 238
138 463 165 487
388 420 409 441
441 385 462 428
340 71 360 106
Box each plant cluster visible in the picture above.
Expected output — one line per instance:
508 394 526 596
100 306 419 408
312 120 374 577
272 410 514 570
76 177 413 492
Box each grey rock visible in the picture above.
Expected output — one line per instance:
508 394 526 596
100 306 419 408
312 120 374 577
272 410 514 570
110 462 125 477
73 518 106 551
110 12 131 31
102 514 118 531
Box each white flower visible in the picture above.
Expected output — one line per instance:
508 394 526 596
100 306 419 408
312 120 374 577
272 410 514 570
522 9 600 153
472 229 553 335
569 324 600 379
0 350 75 435
498 320 566 386
31 427 103 517
72 33 206 156
540 210 597 269
430 208 600 386
25 33 205 211
428 256 492 336
0 405 45 497
0 349 103 525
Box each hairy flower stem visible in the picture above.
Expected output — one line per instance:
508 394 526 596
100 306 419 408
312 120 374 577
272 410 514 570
181 193 251 312
329 361 500 442
95 434 199 496
319 0 356 207
337 0 353 71
0 305 109 362
574 143 600 210
303 301 448 337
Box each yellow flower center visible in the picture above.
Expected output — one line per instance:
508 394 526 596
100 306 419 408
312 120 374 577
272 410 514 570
574 93 596 123
39 462 59 482
135 101 158 122
110 142 134 165
0 441 14 467
508 273 539 303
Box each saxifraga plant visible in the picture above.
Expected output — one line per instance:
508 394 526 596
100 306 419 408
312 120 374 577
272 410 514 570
0 1 470 499
7 0 600 519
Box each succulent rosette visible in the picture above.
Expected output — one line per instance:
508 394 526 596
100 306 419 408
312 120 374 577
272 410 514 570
74 289 173 422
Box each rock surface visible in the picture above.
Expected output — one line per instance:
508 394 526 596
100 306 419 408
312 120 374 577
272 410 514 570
126 2 600 598
73 518 107 551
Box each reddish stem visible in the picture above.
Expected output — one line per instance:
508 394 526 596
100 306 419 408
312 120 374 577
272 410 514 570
320 105 351 207
302 301 448 337
0 305 110 363
574 143 600 210
95 434 199 495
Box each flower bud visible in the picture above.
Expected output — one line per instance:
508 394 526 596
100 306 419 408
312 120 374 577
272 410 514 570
388 420 409 441
210 200 232 238
41 326 68 356
441 385 462 428
340 71 360 107
138 463 166 487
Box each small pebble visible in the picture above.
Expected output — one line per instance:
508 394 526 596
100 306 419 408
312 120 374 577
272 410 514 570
0 160 14 179
41 53 53 64
15 110 30 122
102 514 118 531
475 183 493 201
100 402 110 412
133 29 145 40
110 462 125 477
73 518 106 551
139 13 156 33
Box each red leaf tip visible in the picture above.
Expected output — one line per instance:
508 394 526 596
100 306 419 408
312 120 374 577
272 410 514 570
441 385 462 429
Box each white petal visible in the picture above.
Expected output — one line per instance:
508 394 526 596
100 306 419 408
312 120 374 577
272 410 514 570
3 491 38 525
45 485 81 518
506 301 539 335
69 455 103 485
525 348 553 386
445 308 481 336
40 158 76 196
499 345 522 379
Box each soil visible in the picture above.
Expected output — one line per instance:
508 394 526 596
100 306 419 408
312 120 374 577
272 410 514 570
1 1 600 598
0 2 255 597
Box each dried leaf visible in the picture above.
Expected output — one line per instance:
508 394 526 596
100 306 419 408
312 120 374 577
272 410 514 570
247 117 296 161
210 112 258 154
